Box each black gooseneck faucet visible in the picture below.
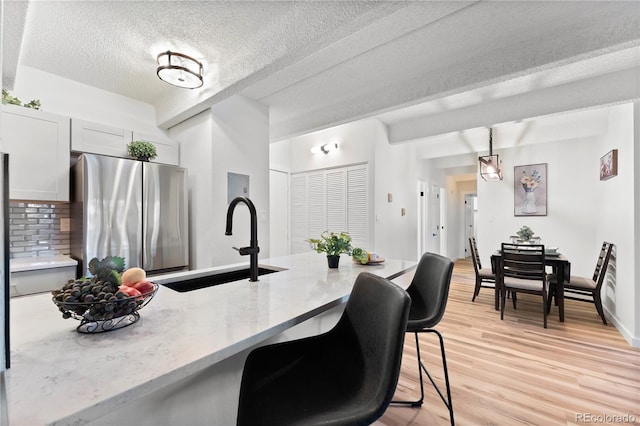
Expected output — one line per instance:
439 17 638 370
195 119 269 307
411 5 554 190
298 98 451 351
225 196 260 282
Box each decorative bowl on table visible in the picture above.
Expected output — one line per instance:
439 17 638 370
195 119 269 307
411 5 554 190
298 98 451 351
545 247 560 256
52 279 158 334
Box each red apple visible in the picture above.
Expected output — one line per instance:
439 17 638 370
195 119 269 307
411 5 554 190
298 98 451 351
119 285 142 298
131 280 155 295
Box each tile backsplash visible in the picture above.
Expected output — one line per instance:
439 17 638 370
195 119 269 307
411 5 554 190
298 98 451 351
9 202 71 259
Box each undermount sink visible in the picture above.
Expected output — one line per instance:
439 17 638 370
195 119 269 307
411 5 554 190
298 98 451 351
160 265 286 293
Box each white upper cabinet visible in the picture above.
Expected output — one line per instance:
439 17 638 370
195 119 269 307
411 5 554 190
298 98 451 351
71 119 130 157
70 119 179 165
131 131 179 165
1 104 70 201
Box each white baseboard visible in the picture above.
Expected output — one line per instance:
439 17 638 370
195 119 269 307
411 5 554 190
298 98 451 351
604 307 639 348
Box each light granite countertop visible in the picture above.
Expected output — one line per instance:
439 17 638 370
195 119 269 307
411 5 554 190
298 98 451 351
1 252 416 425
10 255 77 272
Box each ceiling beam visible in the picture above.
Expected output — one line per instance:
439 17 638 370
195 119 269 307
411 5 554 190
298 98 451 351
388 66 640 145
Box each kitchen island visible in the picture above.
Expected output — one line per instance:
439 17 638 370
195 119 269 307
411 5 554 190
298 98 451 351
1 253 416 425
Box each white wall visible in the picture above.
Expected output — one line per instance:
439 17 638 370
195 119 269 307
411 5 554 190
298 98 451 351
12 66 164 136
596 103 636 344
169 110 213 270
171 95 269 269
271 119 418 260
373 120 418 261
269 139 291 173
276 119 376 249
474 103 637 345
286 119 376 174
210 95 270 266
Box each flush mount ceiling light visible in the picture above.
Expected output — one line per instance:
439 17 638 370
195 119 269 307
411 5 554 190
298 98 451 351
311 142 339 155
156 50 203 89
478 127 503 181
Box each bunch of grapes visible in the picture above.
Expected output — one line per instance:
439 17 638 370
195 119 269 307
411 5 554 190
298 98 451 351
52 277 141 321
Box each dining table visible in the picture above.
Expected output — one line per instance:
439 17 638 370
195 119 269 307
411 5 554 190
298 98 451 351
491 250 570 322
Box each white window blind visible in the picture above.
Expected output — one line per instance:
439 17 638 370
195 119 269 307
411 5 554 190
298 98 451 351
290 164 369 254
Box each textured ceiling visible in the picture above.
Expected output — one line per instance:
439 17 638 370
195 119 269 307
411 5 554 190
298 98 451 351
3 1 640 143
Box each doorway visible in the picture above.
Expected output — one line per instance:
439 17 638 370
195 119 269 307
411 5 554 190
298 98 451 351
269 169 289 257
464 193 477 258
417 181 447 257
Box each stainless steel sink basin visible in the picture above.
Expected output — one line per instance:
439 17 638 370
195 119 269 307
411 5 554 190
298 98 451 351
160 265 286 293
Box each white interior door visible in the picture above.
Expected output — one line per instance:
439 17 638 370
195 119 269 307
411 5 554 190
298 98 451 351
464 193 477 258
269 169 289 257
428 183 441 254
417 181 427 258
439 187 447 256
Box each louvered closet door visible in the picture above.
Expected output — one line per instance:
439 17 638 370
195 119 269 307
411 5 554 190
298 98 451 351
325 169 346 232
290 164 369 254
307 171 326 240
347 165 369 249
290 174 308 254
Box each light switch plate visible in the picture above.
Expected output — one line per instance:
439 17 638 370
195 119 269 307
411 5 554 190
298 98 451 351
60 218 71 232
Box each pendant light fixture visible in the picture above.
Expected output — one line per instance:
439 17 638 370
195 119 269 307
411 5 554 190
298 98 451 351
478 127 503 181
156 50 204 89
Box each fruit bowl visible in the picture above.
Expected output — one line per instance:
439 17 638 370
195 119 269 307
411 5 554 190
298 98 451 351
52 282 158 333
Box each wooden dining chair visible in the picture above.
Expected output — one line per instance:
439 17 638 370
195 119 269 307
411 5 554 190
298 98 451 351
548 241 613 325
469 237 496 302
499 243 549 328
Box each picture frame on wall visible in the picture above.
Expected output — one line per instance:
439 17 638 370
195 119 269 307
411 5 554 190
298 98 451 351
514 163 547 216
600 149 618 181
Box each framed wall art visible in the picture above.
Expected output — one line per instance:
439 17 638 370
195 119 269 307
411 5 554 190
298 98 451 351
514 163 547 216
600 149 618 181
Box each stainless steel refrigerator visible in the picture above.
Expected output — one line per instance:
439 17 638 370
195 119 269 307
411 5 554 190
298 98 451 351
71 154 188 277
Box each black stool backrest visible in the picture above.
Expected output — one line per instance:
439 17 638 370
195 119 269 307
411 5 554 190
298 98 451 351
335 272 411 397
405 252 454 330
236 272 411 426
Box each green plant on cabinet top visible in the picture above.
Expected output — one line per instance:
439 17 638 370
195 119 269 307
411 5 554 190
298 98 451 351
127 140 157 161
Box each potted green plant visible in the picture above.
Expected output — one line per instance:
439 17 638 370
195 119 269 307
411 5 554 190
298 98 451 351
306 231 353 268
516 225 534 242
127 140 157 161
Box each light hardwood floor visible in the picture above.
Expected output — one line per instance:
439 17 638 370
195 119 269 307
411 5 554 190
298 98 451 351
378 259 640 426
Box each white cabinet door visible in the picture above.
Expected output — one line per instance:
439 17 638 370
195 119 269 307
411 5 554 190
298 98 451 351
1 104 70 201
131 131 179 165
71 119 130 157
